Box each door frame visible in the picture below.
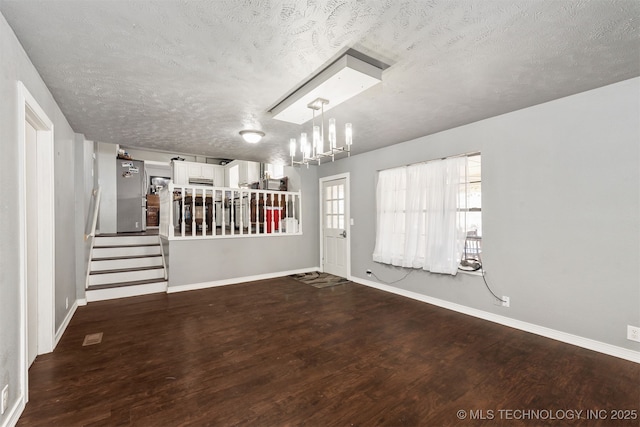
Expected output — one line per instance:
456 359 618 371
318 172 351 279
18 81 56 404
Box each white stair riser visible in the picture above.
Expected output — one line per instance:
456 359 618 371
91 256 163 271
92 245 161 258
90 268 165 286
94 235 159 246
86 281 168 302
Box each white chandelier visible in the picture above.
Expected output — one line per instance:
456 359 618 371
289 98 352 167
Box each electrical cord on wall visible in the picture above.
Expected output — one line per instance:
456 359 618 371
368 262 505 303
367 269 413 285
480 268 506 303
459 257 505 303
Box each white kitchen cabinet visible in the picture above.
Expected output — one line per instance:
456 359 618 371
202 166 215 180
172 161 188 185
187 163 201 179
225 160 260 187
172 161 224 185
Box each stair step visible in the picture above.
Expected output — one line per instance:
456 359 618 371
97 231 157 236
94 234 159 246
92 245 161 257
92 254 161 261
89 266 165 286
87 278 167 291
91 255 163 272
93 243 160 249
86 280 167 302
90 265 164 275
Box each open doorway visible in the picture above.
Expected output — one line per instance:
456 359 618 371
18 82 56 403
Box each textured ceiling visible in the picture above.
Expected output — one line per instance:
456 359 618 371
1 0 639 164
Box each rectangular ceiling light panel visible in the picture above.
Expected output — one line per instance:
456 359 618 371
271 54 382 124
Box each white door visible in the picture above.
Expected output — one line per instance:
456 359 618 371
322 177 348 278
25 119 38 366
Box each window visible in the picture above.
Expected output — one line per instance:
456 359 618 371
459 155 482 265
372 154 481 275
460 155 482 236
325 181 345 230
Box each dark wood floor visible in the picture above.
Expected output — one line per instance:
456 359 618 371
20 278 639 426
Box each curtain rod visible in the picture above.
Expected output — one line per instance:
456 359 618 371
377 151 481 171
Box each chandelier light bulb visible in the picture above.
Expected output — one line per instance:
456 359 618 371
328 118 336 150
313 125 323 155
300 132 310 158
345 123 352 146
313 125 320 155
289 138 296 157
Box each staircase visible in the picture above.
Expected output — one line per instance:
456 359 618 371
86 233 167 302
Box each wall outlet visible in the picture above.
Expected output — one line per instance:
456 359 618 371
501 296 510 308
65 297 69 310
1 384 8 415
628 325 640 342
366 269 372 277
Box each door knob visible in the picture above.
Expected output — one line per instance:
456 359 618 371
341 230 347 238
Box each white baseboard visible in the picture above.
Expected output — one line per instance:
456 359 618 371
77 298 87 306
86 281 167 302
1 393 25 427
53 300 78 349
351 275 640 364
167 267 319 294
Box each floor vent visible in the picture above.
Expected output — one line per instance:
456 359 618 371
82 332 103 346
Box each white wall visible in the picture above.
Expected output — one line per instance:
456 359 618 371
318 78 640 354
0 11 81 425
96 141 117 234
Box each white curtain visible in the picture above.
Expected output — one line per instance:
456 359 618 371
372 156 467 275
372 166 406 265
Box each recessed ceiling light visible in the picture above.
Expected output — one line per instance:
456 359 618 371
239 130 265 143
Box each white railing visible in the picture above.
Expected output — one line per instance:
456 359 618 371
84 187 101 289
84 187 101 240
159 183 302 240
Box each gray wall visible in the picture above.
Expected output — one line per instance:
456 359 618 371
0 12 80 424
168 167 319 286
318 77 640 351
